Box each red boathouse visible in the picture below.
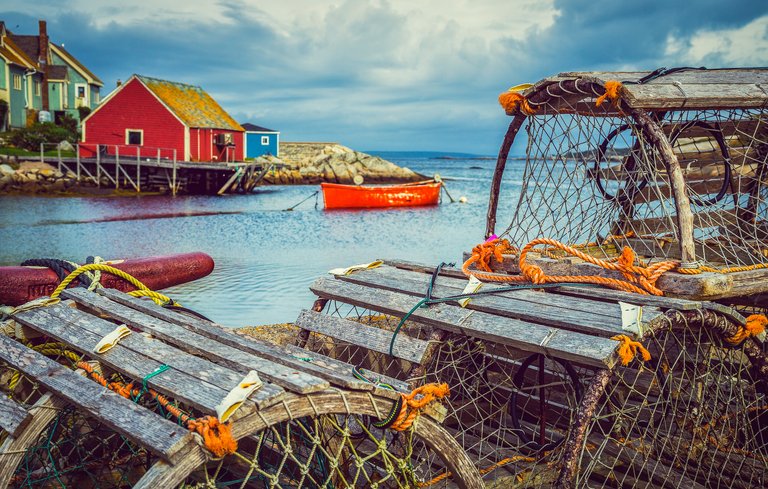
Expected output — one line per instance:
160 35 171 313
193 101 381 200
80 75 244 162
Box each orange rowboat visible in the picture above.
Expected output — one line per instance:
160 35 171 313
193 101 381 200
321 180 442 209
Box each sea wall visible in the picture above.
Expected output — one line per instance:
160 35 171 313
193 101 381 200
260 142 423 184
0 161 80 194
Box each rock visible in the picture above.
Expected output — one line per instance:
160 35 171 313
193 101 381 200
0 163 14 176
57 140 75 152
329 160 352 183
18 161 57 172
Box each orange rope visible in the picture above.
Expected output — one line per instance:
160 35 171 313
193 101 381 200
390 383 449 432
462 238 678 295
595 80 623 108
610 334 651 366
498 91 537 115
725 314 767 345
76 361 237 457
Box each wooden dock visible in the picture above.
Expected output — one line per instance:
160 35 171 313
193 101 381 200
37 143 280 195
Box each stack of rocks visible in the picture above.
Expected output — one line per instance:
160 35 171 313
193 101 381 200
0 161 79 193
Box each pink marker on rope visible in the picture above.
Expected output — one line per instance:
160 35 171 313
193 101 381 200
485 234 498 242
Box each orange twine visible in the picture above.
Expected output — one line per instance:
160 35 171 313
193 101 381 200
390 382 450 432
610 334 651 366
499 91 537 115
595 80 623 108
76 361 237 458
462 237 678 296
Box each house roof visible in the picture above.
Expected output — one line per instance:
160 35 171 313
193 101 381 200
51 44 103 86
48 65 68 81
0 33 37 68
241 123 277 132
8 34 40 61
136 75 243 131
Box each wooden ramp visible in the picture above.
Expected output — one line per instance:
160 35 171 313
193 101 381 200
296 260 764 488
0 288 482 489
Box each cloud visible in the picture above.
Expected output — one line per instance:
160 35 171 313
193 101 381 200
1 0 767 153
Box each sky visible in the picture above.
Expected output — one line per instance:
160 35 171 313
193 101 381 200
2 0 768 154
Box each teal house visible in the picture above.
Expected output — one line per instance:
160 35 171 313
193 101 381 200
241 123 279 158
0 20 102 130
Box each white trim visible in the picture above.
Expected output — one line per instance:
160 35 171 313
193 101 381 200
261 135 270 145
75 82 88 107
125 128 144 146
134 76 188 128
184 126 190 161
243 129 247 157
49 44 103 87
276 132 280 157
11 73 21 90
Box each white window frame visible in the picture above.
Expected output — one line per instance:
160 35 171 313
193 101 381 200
12 73 21 90
125 129 144 146
261 135 270 145
34 80 41 96
75 83 88 106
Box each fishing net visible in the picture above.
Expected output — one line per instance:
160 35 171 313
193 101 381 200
500 93 768 270
304 300 768 487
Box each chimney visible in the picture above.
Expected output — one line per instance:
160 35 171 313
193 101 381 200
38 20 49 111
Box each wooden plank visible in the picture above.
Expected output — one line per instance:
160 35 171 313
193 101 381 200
61 289 328 395
85 288 376 392
13 304 244 416
620 236 761 264
660 118 766 139
336 264 651 337
295 309 429 363
628 208 739 235
0 334 193 463
0 394 31 437
310 277 620 368
17 302 284 409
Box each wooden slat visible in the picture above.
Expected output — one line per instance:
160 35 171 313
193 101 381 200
310 277 619 368
13 304 244 416
620 236 761 264
0 334 192 462
84 288 378 393
335 264 656 337
661 118 766 139
16 302 284 409
61 289 328 395
295 309 429 363
0 394 31 437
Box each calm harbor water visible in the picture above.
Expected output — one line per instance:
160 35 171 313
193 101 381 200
0 153 524 327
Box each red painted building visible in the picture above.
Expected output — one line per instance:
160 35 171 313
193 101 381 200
80 75 244 162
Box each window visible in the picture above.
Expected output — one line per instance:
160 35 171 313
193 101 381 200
77 85 86 98
12 74 21 90
126 129 143 146
261 136 270 145
34 81 41 96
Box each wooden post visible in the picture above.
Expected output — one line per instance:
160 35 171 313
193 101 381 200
57 145 62 173
172 150 177 196
39 142 44 163
76 144 81 180
156 147 160 165
115 145 120 189
631 109 696 264
96 145 101 187
486 115 527 239
136 147 141 193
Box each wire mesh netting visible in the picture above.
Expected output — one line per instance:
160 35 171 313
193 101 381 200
306 301 768 487
502 102 768 269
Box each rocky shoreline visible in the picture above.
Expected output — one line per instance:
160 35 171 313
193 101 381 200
0 161 82 194
260 142 424 185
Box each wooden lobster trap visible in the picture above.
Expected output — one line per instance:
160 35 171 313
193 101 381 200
485 68 768 305
0 288 482 489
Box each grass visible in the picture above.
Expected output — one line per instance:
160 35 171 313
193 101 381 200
0 147 76 158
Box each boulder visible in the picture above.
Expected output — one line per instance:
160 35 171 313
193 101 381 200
57 140 75 152
0 163 14 176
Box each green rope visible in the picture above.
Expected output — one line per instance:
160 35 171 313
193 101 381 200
134 364 170 402
352 366 395 390
387 273 601 356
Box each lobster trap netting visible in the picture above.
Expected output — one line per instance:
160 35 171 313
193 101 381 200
305 301 768 487
501 106 768 268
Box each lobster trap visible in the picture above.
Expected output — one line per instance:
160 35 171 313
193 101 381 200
486 68 768 304
0 287 482 489
298 260 768 488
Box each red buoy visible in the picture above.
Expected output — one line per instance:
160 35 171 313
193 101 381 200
0 252 215 306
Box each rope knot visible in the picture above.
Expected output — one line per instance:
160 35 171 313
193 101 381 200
498 91 537 115
188 416 238 458
471 238 514 272
726 314 767 345
390 382 450 432
521 263 546 284
595 80 624 108
611 334 651 366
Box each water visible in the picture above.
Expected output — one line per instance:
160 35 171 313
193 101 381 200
0 154 524 327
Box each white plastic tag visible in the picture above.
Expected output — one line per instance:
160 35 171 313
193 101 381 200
328 260 384 276
216 371 263 422
94 324 131 354
458 275 483 308
619 302 643 336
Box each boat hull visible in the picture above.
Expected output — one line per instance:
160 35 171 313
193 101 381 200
321 181 441 209
0 252 215 306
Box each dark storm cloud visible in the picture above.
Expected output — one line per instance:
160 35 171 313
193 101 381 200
1 1 767 153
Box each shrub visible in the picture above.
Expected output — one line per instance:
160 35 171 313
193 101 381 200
9 122 77 151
